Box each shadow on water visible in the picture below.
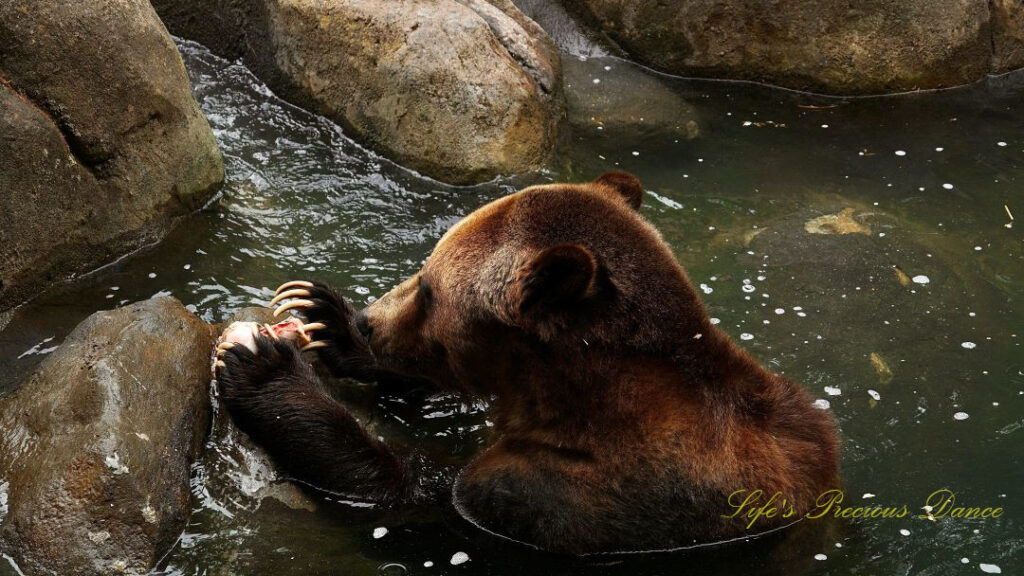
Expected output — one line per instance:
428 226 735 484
0 40 1021 575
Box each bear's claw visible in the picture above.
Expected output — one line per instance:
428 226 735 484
269 287 312 307
273 299 315 317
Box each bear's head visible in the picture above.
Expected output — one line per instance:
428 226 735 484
358 172 710 398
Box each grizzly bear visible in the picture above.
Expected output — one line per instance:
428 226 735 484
214 171 840 554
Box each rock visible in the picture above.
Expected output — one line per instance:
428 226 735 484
992 0 1024 73
564 0 999 94
512 0 612 58
0 297 215 576
0 0 224 312
563 57 699 141
152 0 564 184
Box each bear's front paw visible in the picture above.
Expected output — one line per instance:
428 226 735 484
267 280 372 377
214 333 307 405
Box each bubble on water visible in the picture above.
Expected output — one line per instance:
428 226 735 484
895 150 907 156
942 183 954 190
355 286 371 295
631 151 639 156
148 272 157 279
936 147 944 151
742 284 756 293
863 493 876 499
372 527 388 539
592 78 601 84
814 553 828 561
878 232 886 237
969 312 976 317
961 341 977 349
835 542 843 548
743 121 753 127
974 246 982 251
868 389 881 401
183 264 191 270
424 561 434 568
813 399 831 410
797 312 807 317
953 412 969 421
911 275 930 284
899 529 910 536
820 124 829 129
979 564 1002 574
774 308 785 315
962 558 970 564
450 552 470 566
700 283 713 294
824 386 842 396
710 318 721 325
740 333 754 341
997 141 1007 147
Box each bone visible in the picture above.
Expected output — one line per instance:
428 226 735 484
274 299 314 317
269 288 311 307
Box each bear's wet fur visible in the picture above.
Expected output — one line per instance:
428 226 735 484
215 171 840 554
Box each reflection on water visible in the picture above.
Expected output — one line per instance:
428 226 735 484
0 39 1021 576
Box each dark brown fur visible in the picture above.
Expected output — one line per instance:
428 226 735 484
215 171 839 554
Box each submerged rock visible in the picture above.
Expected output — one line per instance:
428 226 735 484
0 0 224 312
152 0 564 185
565 0 1005 94
0 297 215 575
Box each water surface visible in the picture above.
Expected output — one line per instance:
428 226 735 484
1 40 1021 576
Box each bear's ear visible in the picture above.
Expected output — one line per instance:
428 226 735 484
595 171 643 210
508 244 599 325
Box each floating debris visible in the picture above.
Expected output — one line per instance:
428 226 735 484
912 275 930 285
372 527 388 539
868 389 881 401
450 552 470 566
870 352 893 384
813 399 831 410
824 386 842 396
893 265 912 286
804 207 871 236
899 529 910 536
961 342 977 350
953 412 969 421
740 333 754 341
979 564 1002 574
814 553 828 561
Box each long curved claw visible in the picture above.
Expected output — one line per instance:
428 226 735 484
214 359 226 370
275 280 314 295
301 341 329 352
274 299 314 317
262 323 280 340
269 288 311 307
216 341 235 358
297 322 327 338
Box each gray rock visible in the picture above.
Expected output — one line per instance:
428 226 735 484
0 0 224 312
152 0 564 185
0 297 215 576
564 0 1002 94
992 0 1024 73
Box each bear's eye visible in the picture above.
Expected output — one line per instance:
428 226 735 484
418 276 434 307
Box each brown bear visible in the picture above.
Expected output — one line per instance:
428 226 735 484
214 171 840 554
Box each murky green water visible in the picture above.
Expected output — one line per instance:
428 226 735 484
2 39 1021 575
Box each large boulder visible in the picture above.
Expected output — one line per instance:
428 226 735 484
0 297 215 576
563 0 1007 94
0 0 224 312
152 0 563 184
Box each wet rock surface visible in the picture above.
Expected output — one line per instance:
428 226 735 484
0 297 215 575
152 0 563 184
0 0 224 311
565 0 1020 94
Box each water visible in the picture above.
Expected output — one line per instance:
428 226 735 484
1 40 1021 576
